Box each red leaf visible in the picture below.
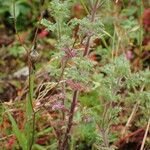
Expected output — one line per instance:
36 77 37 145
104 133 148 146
38 30 49 38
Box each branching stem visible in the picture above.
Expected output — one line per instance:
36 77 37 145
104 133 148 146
60 1 100 149
83 0 99 56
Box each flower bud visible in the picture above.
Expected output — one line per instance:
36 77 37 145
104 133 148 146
29 49 39 63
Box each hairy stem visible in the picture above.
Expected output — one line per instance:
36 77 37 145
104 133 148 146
100 128 109 148
83 0 99 56
60 1 100 149
59 1 101 149
60 90 78 150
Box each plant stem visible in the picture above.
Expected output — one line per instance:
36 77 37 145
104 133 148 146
13 1 46 149
60 90 78 150
139 0 143 54
58 1 102 149
61 1 100 148
83 0 99 56
28 64 35 150
28 2 46 149
29 66 34 111
12 0 28 52
100 128 109 148
29 112 36 150
83 36 92 57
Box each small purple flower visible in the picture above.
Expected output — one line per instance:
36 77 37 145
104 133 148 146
126 51 133 60
52 102 64 111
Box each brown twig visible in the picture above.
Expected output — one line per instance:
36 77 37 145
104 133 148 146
121 85 145 136
121 102 140 136
0 134 14 141
115 128 145 148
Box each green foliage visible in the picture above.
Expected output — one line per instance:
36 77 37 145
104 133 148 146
103 55 130 77
9 44 26 57
0 0 40 30
10 1 31 18
41 19 56 32
1 0 150 149
6 108 28 150
65 57 96 83
40 0 150 149
49 0 71 21
121 6 137 16
71 17 105 37
125 72 144 89
80 90 100 107
41 0 73 41
91 55 129 102
74 122 97 148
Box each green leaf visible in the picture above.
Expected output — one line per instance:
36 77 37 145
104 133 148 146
6 110 27 150
33 144 46 150
37 127 52 137
121 6 137 16
10 2 20 18
9 45 26 57
41 19 56 32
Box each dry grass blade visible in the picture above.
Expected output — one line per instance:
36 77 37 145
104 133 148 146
140 117 150 150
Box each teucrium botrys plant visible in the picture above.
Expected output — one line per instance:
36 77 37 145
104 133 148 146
41 0 110 149
40 0 150 150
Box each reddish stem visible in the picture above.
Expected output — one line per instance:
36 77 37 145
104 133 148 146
60 90 78 150
83 0 99 57
60 1 99 149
